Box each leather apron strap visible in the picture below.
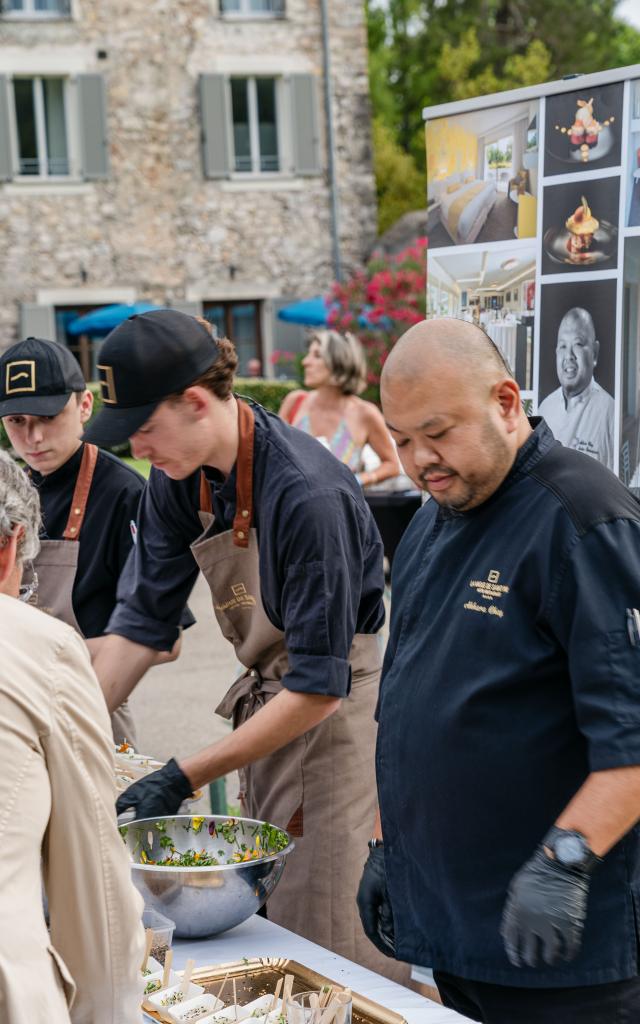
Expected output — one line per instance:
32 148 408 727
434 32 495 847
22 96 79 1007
62 443 98 540
199 399 256 548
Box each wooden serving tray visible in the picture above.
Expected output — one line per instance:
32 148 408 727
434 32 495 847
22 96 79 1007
142 957 407 1024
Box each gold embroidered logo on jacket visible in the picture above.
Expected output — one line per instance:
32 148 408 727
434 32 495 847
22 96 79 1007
464 569 510 619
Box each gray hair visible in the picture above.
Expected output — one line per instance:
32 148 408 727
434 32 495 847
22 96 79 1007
0 450 41 562
310 329 368 396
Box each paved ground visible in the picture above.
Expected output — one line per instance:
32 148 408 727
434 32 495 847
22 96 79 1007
128 573 240 813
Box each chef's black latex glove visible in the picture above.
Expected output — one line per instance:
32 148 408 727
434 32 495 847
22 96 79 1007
501 846 593 967
116 758 193 818
357 845 396 958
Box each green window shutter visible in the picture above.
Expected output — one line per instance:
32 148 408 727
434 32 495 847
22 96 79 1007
199 74 231 179
77 74 109 180
0 76 13 182
290 74 321 176
19 304 56 340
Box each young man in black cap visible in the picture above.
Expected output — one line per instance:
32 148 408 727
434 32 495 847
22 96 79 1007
0 336 151 744
85 309 408 982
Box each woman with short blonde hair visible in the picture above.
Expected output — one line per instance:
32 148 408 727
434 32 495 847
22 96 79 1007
279 330 399 487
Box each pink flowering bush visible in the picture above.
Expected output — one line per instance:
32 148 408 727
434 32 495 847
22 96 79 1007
327 238 427 402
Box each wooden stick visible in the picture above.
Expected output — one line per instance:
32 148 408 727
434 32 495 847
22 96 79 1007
180 958 195 996
318 1004 337 1024
215 970 230 1006
282 974 294 1011
233 977 238 1018
269 977 283 1013
140 928 154 973
319 985 333 1009
162 949 173 990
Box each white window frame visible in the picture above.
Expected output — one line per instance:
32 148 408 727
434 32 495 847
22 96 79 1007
219 0 285 19
9 74 80 181
228 75 288 178
2 0 71 19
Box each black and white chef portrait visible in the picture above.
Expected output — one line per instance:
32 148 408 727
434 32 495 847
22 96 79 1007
538 279 616 471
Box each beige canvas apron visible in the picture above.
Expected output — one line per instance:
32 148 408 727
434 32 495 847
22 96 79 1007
33 443 137 747
190 401 409 982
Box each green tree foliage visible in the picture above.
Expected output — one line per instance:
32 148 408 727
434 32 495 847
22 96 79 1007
373 117 426 233
367 0 640 169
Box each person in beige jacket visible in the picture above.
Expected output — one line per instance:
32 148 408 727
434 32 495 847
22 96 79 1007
0 449 145 1024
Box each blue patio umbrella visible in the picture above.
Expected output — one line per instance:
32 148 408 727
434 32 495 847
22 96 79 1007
277 296 333 327
277 296 384 330
66 302 164 337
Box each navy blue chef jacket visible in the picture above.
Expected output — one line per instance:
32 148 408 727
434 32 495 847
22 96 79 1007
30 442 145 637
108 402 385 698
377 420 640 987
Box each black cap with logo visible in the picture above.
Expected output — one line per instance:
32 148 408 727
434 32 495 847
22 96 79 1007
0 337 86 418
83 310 219 446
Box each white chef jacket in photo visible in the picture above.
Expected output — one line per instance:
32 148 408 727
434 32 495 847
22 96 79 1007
538 379 615 471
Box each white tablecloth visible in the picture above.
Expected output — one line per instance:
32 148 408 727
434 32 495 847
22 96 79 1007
171 915 465 1023
485 322 517 369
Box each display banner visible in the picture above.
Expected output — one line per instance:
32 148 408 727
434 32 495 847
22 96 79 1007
423 66 640 483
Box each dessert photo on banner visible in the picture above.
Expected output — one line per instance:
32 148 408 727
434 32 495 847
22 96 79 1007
538 277 617 471
625 80 640 227
541 176 619 275
544 82 623 176
427 243 536 389
620 237 640 486
425 99 539 248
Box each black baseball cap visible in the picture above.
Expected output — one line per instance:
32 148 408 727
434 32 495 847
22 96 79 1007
83 309 219 446
0 337 86 417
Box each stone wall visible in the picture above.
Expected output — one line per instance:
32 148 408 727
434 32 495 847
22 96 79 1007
0 0 377 357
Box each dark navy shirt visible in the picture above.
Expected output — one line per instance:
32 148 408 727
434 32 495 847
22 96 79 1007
377 420 640 987
108 402 385 697
30 443 145 638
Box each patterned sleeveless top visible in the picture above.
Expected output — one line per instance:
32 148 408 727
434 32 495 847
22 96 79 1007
296 412 364 473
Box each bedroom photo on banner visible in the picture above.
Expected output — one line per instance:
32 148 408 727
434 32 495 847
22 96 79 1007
538 277 617 472
425 99 540 248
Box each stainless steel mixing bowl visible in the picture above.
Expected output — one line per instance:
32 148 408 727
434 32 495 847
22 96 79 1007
121 815 295 938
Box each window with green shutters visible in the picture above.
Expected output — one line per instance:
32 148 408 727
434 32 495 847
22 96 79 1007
0 73 109 182
199 72 321 180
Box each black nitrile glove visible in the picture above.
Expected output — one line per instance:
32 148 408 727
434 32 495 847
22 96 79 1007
501 845 594 967
116 758 193 818
357 845 397 958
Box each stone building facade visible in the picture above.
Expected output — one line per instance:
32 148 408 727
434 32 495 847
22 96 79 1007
0 0 376 376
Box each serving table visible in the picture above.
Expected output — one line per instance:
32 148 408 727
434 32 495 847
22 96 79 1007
171 915 465 1023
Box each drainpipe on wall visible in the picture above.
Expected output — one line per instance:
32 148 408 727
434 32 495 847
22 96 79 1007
319 0 342 282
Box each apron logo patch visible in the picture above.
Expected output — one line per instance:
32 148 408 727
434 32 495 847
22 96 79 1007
6 360 36 394
215 582 257 613
464 569 510 619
